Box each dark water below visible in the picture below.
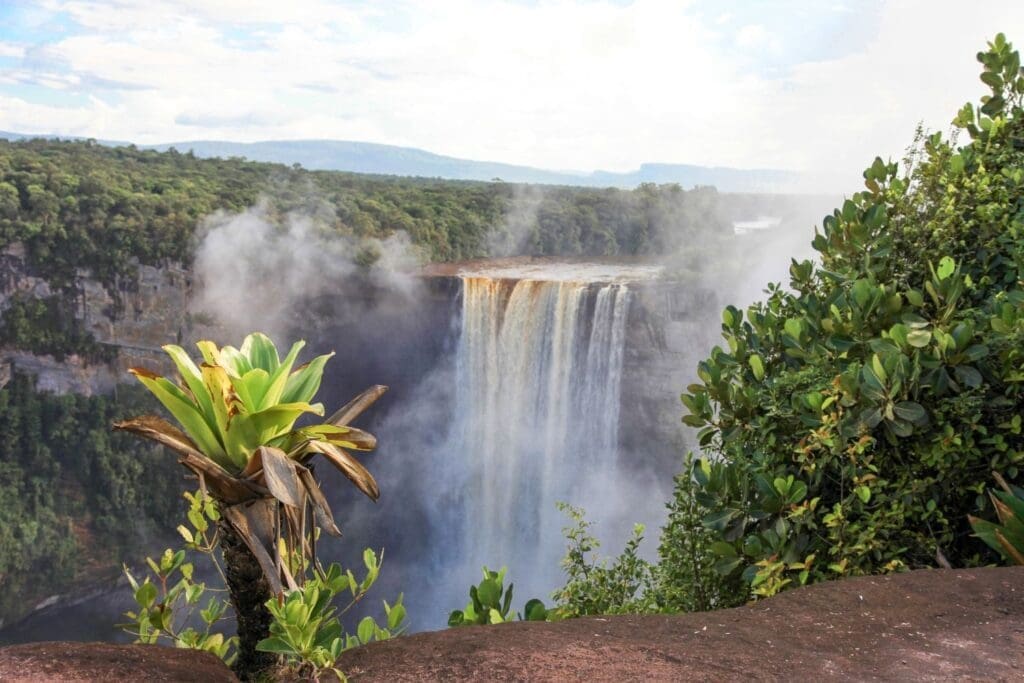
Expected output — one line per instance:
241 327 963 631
0 577 132 645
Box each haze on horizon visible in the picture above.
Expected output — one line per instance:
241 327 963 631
1 0 1022 192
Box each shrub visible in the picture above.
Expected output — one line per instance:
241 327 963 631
545 467 745 618
447 566 548 626
654 454 746 611
549 502 657 617
681 34 1024 598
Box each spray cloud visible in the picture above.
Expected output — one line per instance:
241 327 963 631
190 199 422 344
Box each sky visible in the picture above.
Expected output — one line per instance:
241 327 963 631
0 0 1022 189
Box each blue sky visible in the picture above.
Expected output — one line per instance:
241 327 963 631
0 1 1020 188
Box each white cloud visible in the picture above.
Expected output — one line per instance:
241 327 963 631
0 43 26 59
736 24 769 49
0 0 1022 191
745 0 1024 189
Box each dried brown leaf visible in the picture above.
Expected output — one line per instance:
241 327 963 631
257 446 306 509
298 468 341 537
304 440 380 501
113 414 204 459
114 415 263 505
326 425 377 451
327 385 388 427
222 503 283 595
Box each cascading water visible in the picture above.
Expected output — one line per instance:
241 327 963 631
450 275 632 596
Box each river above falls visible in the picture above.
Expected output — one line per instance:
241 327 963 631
419 256 665 283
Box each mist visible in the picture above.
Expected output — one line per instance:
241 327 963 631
487 185 547 257
190 200 423 344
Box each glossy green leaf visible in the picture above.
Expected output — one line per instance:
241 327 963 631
936 256 956 280
893 401 927 425
283 353 335 405
749 354 765 381
906 329 932 348
128 367 230 469
357 616 376 644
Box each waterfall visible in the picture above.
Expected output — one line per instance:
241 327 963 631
451 275 631 593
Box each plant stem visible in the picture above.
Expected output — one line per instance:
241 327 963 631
219 520 275 681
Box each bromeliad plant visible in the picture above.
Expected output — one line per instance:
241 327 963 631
115 332 387 680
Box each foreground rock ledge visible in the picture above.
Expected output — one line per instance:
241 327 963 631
0 642 236 682
339 567 1024 681
1 568 1021 681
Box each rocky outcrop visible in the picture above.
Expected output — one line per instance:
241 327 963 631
337 567 1024 681
0 642 236 682
619 279 727 466
0 244 212 394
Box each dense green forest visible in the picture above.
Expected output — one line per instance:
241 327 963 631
0 373 179 625
0 137 764 288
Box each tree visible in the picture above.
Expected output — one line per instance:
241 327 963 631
681 34 1024 598
115 333 386 680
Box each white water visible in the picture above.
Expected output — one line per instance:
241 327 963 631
451 275 632 596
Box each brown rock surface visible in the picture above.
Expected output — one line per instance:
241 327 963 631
0 641 237 682
338 567 1024 681
3 568 1021 681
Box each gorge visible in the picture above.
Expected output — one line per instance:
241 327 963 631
2 20 1023 679
305 260 721 629
0 254 730 638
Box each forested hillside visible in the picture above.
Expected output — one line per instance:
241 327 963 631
0 138 761 286
0 373 179 627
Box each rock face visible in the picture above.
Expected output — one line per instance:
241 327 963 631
0 642 236 682
337 567 1024 681
0 244 206 394
620 279 728 465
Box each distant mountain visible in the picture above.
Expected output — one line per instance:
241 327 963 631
1 131 800 192
587 163 800 193
145 139 582 185
0 130 128 146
